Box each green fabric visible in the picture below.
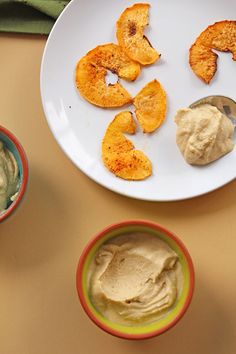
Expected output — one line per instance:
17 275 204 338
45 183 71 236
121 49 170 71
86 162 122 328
0 0 70 35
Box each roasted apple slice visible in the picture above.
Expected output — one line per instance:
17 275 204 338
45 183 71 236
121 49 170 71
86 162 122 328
102 111 152 180
189 20 236 83
116 3 160 65
134 79 167 133
75 44 140 107
189 43 217 84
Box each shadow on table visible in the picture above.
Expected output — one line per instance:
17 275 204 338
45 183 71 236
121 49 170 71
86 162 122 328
0 166 72 269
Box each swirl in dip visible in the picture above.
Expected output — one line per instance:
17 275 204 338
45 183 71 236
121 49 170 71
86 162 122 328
87 233 183 325
175 104 235 165
0 141 19 213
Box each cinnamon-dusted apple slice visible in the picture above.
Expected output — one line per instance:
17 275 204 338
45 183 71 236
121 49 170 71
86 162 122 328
134 79 167 133
189 20 236 83
189 43 217 84
116 3 160 65
102 111 152 180
75 44 140 107
198 20 236 57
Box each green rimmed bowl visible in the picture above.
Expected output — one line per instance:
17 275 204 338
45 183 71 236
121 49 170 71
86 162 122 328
76 220 195 340
0 126 29 222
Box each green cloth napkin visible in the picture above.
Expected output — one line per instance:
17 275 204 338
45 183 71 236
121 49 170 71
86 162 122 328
0 0 70 35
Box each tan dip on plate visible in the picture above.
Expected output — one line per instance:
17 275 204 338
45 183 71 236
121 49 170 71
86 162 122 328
175 104 235 165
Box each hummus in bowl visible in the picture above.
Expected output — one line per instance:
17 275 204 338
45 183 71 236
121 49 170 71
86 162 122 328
0 126 28 222
76 220 194 339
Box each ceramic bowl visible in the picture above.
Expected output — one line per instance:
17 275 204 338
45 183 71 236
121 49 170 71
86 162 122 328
0 126 29 222
76 220 194 339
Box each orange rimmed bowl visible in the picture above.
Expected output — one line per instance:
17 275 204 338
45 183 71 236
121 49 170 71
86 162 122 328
0 126 29 222
76 220 195 340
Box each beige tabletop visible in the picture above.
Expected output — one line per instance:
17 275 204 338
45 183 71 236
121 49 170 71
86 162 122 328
0 34 236 354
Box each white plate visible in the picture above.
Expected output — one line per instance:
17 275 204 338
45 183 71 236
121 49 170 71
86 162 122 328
40 0 236 201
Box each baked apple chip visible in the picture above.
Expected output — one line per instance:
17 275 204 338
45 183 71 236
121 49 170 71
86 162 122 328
189 43 217 84
102 111 152 180
75 44 140 107
116 3 160 65
189 20 236 83
134 79 167 133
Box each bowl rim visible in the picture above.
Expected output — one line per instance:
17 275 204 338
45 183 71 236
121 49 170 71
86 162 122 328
76 219 195 340
0 125 29 222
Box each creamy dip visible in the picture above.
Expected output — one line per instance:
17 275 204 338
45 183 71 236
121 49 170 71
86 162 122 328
175 104 234 165
0 141 19 213
88 233 183 325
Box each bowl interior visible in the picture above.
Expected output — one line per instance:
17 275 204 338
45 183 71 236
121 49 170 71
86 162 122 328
0 130 23 210
79 223 194 338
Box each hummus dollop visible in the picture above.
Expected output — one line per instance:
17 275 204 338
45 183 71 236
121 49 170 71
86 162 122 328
175 104 234 165
0 141 19 213
88 233 183 325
